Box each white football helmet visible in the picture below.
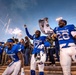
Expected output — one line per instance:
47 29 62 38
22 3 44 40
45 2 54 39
35 51 46 64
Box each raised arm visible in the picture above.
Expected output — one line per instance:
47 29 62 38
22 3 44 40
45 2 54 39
24 25 33 40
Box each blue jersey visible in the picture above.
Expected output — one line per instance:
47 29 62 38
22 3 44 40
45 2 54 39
25 28 50 54
0 46 3 54
54 24 76 48
4 44 21 62
17 42 24 53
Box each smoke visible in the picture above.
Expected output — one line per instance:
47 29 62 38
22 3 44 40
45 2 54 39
0 16 23 38
5 19 11 33
0 0 38 40
7 27 23 38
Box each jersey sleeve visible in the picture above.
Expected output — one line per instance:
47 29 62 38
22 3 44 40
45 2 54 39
14 45 22 53
25 28 33 39
69 24 76 31
42 36 47 41
44 41 51 47
69 25 76 37
43 36 51 47
53 27 57 34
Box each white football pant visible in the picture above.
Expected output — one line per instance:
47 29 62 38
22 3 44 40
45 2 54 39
60 46 76 75
30 51 46 72
2 60 21 75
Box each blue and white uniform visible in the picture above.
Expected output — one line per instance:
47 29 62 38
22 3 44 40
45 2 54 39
25 28 50 54
25 27 50 75
54 24 76 49
54 24 76 75
2 44 22 75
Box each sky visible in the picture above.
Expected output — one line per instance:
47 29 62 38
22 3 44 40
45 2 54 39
0 0 76 42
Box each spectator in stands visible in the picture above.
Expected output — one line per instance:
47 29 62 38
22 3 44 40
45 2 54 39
24 36 31 66
1 43 8 65
55 38 60 61
18 38 25 53
14 38 19 44
0 42 4 64
46 36 55 66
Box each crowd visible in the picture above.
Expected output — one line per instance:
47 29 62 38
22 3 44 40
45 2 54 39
0 37 33 66
0 36 60 66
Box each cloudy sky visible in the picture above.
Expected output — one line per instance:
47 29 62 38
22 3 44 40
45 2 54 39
0 0 76 42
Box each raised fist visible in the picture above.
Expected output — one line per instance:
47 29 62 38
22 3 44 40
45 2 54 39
24 25 27 28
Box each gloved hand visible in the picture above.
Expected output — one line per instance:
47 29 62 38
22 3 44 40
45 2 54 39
51 33 57 38
21 68 25 75
38 44 44 49
24 25 27 28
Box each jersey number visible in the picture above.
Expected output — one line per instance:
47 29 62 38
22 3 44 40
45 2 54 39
34 42 40 48
57 32 70 40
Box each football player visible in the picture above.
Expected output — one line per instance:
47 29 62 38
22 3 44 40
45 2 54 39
24 25 51 75
52 19 76 75
2 38 25 75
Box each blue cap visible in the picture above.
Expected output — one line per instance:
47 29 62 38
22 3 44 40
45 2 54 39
7 39 14 43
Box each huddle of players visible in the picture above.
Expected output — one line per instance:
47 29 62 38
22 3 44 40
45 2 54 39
2 19 76 75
